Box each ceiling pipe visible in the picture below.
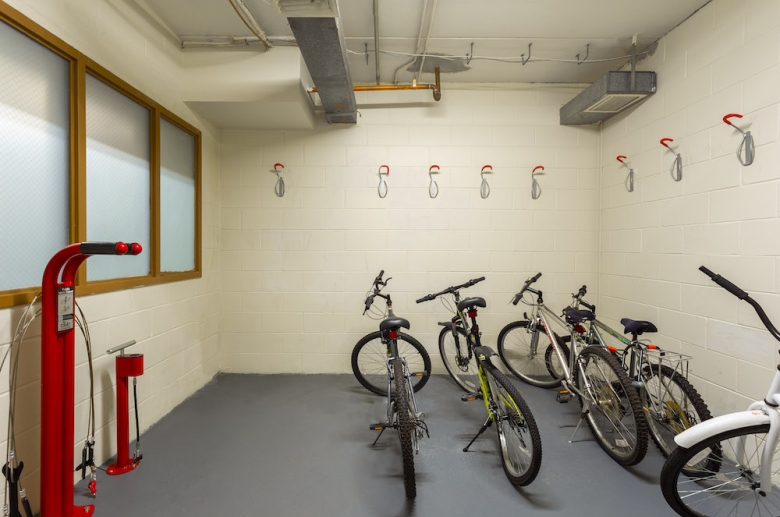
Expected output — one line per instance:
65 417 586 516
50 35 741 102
393 0 430 85
228 0 272 50
373 0 380 85
180 35 296 48
311 66 441 101
415 0 440 82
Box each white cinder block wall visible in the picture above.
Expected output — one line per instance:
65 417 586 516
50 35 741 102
599 0 780 417
0 0 220 507
218 87 601 374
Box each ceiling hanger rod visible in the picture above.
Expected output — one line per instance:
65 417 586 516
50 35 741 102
373 0 380 85
393 0 430 84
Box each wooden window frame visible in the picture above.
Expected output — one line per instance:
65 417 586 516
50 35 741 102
0 2 202 309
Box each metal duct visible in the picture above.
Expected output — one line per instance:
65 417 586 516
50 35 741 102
560 71 657 126
288 16 357 124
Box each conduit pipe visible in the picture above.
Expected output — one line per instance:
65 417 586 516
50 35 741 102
180 35 296 48
373 0 380 85
311 66 441 101
415 0 440 82
228 0 272 50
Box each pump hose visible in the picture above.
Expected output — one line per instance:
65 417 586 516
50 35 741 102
133 378 142 462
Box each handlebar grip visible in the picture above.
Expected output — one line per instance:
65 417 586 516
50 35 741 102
578 285 587 297
511 293 522 306
364 295 375 313
472 276 486 284
79 242 136 255
531 272 542 282
699 266 749 300
416 295 431 304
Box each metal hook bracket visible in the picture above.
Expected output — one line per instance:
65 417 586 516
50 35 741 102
378 164 389 198
660 138 682 182
576 43 590 65
428 165 440 199
521 43 532 65
480 165 492 199
272 163 286 197
723 113 754 166
466 42 474 65
531 165 544 199
616 155 634 192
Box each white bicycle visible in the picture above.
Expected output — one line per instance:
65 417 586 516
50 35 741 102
660 266 780 517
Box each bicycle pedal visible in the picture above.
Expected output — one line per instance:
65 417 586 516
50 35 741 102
369 423 387 431
556 389 572 403
411 371 426 377
461 392 481 402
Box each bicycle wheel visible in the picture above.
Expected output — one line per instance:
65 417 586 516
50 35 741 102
573 345 648 466
497 320 564 388
543 340 570 380
483 361 542 486
351 331 431 395
660 425 780 517
393 359 416 499
438 326 479 392
643 364 712 458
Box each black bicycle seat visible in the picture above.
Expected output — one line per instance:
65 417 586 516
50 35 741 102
562 307 595 323
620 318 657 336
457 297 486 312
380 317 410 332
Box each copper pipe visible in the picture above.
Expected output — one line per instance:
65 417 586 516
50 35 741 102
310 67 441 101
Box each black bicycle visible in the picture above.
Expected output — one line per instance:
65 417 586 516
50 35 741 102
351 271 431 498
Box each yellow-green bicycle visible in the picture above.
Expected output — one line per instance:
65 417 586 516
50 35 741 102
417 278 542 486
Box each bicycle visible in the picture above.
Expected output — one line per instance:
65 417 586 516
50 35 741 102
416 279 542 486
496 273 648 466
660 266 780 517
350 270 430 499
520 284 712 459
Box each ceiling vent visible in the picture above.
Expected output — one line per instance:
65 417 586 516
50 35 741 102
560 71 656 125
272 0 337 17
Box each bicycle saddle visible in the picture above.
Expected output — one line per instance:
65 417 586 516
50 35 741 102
380 317 410 332
457 297 486 311
562 307 595 323
620 318 657 336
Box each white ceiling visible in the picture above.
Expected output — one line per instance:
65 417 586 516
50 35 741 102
141 0 710 84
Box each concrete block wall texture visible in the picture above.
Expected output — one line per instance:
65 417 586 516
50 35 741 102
218 87 601 375
599 0 780 417
0 0 220 507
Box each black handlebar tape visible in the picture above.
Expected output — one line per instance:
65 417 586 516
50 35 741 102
699 266 749 300
80 241 129 255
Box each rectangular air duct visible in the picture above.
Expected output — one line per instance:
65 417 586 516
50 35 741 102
272 0 337 17
560 71 657 126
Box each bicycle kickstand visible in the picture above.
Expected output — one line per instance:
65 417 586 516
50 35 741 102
568 404 591 443
463 416 493 452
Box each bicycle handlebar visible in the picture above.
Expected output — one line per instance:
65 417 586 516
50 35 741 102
699 266 780 343
512 272 542 305
416 276 486 304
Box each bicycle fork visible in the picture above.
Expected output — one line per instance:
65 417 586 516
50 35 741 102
743 400 780 496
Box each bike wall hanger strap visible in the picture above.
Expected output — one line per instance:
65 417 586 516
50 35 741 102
531 165 545 199
616 155 635 192
660 138 682 182
271 162 285 197
428 165 440 199
480 165 492 199
378 164 390 198
723 113 754 166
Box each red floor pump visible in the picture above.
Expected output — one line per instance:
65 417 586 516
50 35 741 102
106 340 144 476
40 242 142 517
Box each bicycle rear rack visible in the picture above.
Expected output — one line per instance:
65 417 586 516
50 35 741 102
643 348 692 404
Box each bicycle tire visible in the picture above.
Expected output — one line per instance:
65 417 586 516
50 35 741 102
438 325 479 392
573 345 648 466
497 320 564 388
393 359 416 499
351 331 431 395
660 425 774 517
642 364 712 458
544 341 571 380
482 361 543 486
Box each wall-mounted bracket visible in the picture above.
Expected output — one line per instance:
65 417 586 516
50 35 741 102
617 155 635 192
480 165 492 199
723 113 754 166
271 163 286 197
521 43 532 65
466 42 474 65
531 165 545 199
429 165 440 198
660 138 682 182
378 164 389 198
576 43 590 65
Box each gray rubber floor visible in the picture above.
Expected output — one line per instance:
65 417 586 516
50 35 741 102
76 373 678 516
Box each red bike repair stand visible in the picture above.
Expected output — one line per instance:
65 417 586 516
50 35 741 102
40 242 142 517
106 341 144 476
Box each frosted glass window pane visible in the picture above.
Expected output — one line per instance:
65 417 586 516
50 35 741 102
0 22 70 291
160 119 195 272
86 75 150 281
